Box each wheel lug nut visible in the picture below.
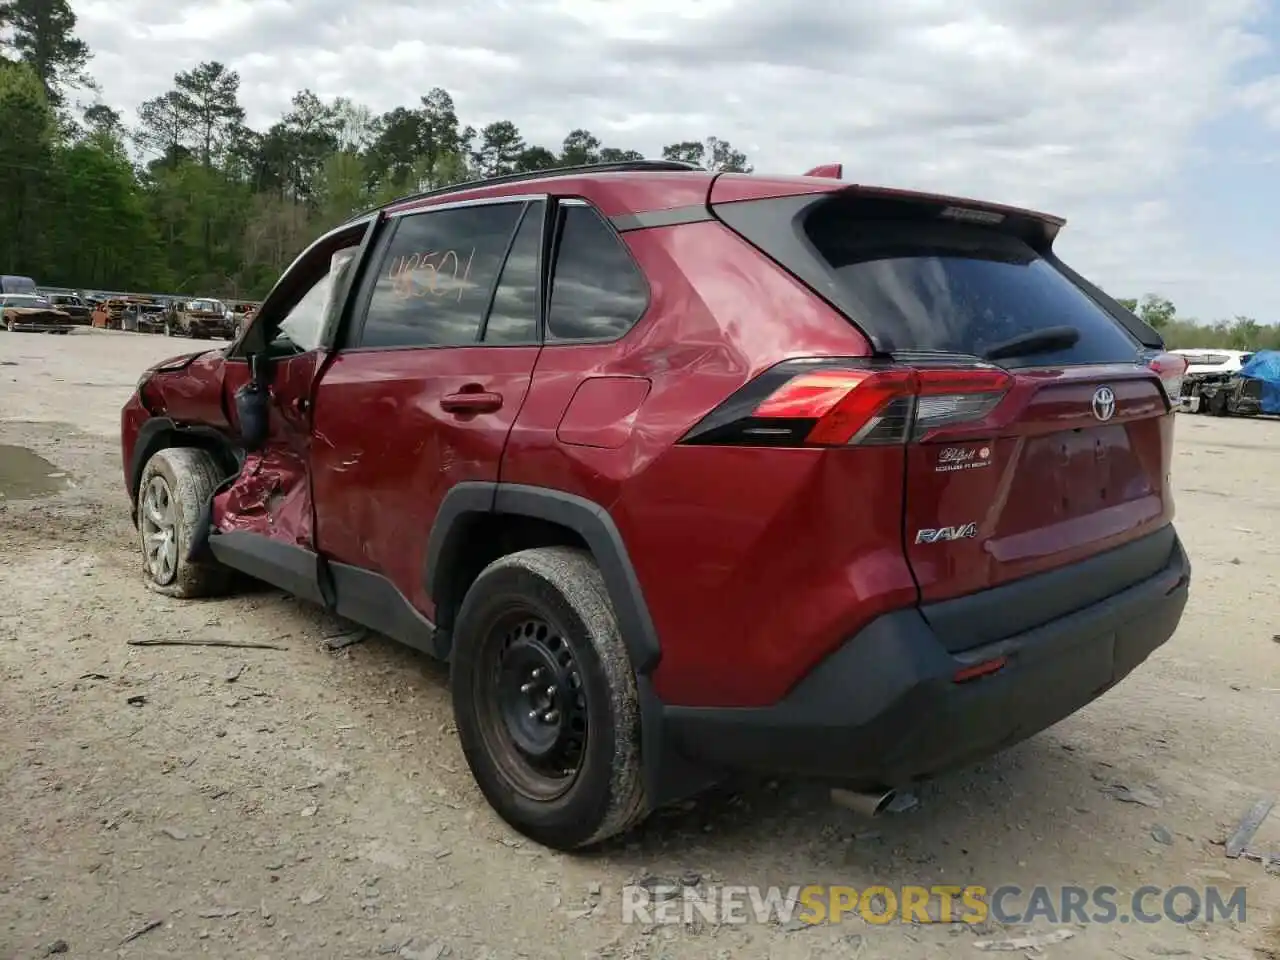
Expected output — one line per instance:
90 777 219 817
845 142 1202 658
520 681 535 693
545 686 556 697
543 710 559 723
528 710 539 720
532 668 543 679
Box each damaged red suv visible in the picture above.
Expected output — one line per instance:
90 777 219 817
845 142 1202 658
121 159 1191 850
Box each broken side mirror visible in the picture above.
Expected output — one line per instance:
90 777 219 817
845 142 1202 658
235 353 270 451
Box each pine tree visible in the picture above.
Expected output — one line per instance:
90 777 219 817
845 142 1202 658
0 0 90 107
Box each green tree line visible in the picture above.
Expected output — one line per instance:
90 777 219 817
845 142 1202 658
1117 294 1279 352
0 0 751 298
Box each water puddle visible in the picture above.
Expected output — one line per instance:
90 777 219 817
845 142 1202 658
0 445 70 499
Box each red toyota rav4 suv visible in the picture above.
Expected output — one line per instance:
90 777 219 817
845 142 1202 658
121 159 1192 850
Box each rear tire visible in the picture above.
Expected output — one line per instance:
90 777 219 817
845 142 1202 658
451 547 647 851
136 447 233 598
1208 391 1229 417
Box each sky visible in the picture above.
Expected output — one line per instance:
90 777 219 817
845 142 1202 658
72 0 1280 326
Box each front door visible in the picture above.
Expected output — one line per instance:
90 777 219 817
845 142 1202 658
207 221 370 604
310 197 548 621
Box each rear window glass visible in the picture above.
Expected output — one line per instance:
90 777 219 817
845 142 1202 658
804 216 1142 367
1182 353 1231 365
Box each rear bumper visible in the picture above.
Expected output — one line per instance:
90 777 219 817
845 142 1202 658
663 531 1190 788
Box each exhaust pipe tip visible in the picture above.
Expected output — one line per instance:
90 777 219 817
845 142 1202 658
830 786 897 818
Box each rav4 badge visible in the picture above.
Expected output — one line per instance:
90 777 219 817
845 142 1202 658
915 523 979 544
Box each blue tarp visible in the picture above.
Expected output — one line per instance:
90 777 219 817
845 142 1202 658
1239 350 1280 415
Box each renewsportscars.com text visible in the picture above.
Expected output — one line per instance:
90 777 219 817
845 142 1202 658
621 883 1248 926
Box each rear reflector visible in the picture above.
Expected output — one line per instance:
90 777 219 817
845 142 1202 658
1148 352 1188 405
953 656 1008 683
680 359 1013 447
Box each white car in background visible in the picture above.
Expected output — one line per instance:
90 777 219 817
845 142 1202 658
1170 348 1253 376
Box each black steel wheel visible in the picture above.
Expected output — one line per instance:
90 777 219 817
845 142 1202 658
451 547 647 850
473 609 588 801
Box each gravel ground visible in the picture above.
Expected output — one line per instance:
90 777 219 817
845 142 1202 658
2 328 1278 960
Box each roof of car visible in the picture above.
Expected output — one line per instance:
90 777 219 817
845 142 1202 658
352 158 1064 237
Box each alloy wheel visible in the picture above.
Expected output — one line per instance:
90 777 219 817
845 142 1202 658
140 475 179 584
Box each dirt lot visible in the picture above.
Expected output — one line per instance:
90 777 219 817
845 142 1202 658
2 328 1278 960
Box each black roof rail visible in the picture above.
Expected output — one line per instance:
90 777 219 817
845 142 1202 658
345 159 703 223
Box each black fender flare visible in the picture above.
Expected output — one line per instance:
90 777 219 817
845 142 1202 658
424 482 715 808
425 482 660 674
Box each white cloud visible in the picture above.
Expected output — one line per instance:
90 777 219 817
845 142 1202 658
1237 74 1280 126
71 0 1278 317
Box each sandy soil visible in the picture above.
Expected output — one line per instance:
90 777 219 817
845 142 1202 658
2 328 1278 960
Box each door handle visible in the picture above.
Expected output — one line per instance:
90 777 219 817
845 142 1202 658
441 390 503 414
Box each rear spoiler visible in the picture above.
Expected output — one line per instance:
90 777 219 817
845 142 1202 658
804 163 843 179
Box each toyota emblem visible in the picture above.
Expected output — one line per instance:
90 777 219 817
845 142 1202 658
1092 386 1116 422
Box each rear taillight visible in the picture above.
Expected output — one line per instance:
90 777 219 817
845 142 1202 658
1148 352 1188 405
680 359 1013 447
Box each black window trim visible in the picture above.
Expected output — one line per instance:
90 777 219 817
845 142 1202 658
340 194 544 354
542 196 652 347
477 199 545 347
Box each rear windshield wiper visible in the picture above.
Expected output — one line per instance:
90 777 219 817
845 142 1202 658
982 325 1080 361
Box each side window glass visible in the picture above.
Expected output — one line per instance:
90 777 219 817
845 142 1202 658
482 201 543 344
546 204 648 341
360 203 523 348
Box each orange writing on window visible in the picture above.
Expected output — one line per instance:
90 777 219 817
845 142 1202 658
388 248 476 302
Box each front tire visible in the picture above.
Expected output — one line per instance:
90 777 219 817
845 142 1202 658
451 547 647 851
136 447 233 598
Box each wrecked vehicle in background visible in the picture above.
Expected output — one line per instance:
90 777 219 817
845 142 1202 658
129 301 168 334
45 292 92 325
1174 349 1252 413
166 298 235 339
229 300 259 338
1187 350 1280 417
0 293 74 333
91 298 132 330
92 297 164 332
